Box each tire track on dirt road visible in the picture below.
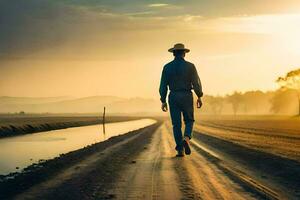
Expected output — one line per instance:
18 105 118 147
115 122 259 200
164 122 258 200
190 139 284 200
113 124 182 200
193 124 299 199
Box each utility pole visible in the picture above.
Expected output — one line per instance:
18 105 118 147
102 107 106 134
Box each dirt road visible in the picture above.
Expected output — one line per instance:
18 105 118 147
113 123 259 200
7 121 294 200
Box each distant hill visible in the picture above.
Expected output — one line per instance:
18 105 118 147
0 96 161 114
0 96 72 105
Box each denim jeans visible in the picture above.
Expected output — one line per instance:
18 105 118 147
168 91 194 152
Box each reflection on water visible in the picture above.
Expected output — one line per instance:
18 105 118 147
0 119 156 175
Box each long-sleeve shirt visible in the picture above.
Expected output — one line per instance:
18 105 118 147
159 57 203 103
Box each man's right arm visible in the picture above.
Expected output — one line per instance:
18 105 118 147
159 66 168 104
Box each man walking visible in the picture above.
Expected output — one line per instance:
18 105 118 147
159 43 203 157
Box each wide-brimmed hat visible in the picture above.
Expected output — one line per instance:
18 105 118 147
168 43 190 53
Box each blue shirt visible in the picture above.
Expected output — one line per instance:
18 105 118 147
159 57 203 103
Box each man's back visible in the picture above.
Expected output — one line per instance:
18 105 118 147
159 57 203 103
164 57 196 91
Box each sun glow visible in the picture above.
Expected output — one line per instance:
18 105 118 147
193 13 300 55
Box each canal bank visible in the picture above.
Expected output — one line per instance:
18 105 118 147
0 116 143 138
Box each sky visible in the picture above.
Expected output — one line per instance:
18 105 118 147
1 0 300 98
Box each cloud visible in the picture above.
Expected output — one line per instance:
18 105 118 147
148 3 169 8
183 15 203 22
0 0 79 57
124 11 155 17
0 0 143 59
1 0 300 61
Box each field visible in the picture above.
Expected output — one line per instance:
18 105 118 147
195 115 300 161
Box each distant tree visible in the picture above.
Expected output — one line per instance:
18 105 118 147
227 91 243 115
214 96 224 115
206 95 224 115
276 68 300 115
270 89 297 114
243 91 267 114
19 111 25 115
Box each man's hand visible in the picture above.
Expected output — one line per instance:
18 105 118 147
161 103 168 112
197 98 202 109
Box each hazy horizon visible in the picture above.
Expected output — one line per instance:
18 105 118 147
1 0 300 98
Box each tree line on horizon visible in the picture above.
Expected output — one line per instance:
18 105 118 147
200 68 300 116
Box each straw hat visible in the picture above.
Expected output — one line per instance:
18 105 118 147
168 43 190 53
